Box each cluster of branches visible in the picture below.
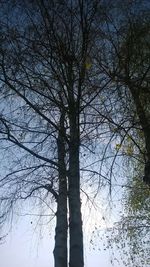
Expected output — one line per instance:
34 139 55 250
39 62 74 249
0 1 149 267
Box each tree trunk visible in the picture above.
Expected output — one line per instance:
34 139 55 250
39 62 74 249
53 112 68 267
68 110 84 267
130 87 150 185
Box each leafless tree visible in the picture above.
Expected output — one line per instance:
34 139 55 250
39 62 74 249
0 1 113 267
1 1 148 267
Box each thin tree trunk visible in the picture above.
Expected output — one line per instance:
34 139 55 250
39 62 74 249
68 111 84 267
53 112 68 267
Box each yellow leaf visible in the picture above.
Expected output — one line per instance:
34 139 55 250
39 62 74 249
126 145 133 156
85 62 92 69
85 57 92 69
115 144 121 151
127 135 131 142
139 131 144 138
112 127 118 133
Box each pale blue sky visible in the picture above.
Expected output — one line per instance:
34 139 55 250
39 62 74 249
0 224 122 267
0 207 123 267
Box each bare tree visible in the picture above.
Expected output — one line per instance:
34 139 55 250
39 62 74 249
0 1 112 267
2 1 148 267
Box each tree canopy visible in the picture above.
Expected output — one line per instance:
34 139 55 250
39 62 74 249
0 1 149 267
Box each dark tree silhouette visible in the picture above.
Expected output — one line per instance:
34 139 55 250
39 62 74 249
0 1 149 267
0 1 111 266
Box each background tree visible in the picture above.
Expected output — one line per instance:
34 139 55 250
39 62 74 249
103 165 150 267
95 2 150 264
95 0 150 183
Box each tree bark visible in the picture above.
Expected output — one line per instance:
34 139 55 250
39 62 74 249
53 112 68 267
68 109 84 267
130 86 150 185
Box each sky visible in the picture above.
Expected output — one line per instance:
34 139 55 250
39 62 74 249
1 1 149 266
0 191 124 267
0 214 123 267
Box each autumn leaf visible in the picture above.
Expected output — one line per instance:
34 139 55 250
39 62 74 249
85 62 92 69
126 145 133 156
115 143 121 151
85 57 92 69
